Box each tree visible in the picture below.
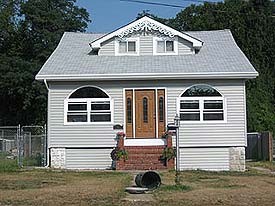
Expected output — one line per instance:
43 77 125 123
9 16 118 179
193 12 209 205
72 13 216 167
0 0 90 125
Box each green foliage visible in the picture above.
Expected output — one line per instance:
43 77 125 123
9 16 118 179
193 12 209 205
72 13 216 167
159 184 191 192
0 152 18 172
116 149 128 161
161 147 176 161
0 0 90 126
111 148 128 161
23 153 43 166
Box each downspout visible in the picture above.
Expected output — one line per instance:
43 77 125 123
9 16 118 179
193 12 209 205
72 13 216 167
44 79 50 167
44 79 49 90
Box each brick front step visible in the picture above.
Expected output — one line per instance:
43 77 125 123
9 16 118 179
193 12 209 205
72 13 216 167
122 164 167 170
115 136 174 170
116 145 174 170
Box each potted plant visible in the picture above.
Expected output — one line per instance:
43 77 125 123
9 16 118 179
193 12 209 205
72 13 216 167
161 147 176 167
111 148 128 161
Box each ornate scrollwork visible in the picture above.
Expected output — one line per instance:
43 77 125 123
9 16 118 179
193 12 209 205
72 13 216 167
117 20 175 38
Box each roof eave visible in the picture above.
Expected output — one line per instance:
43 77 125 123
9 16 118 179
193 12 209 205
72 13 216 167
35 72 258 81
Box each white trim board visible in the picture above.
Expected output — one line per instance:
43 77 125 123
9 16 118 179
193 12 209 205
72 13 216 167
124 138 166 146
36 72 259 81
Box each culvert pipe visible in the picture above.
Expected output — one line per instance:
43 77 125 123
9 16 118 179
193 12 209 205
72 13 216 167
135 171 161 189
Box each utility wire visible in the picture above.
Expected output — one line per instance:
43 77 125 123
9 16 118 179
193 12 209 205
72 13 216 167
120 0 186 8
120 0 275 17
120 0 221 8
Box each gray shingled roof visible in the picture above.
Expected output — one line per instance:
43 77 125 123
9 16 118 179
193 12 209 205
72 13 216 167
36 30 258 80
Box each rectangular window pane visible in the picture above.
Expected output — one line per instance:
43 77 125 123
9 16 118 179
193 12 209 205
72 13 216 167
180 113 200 121
67 113 87 122
91 102 110 110
180 100 199 109
119 41 127 53
91 113 111 122
157 41 165 53
204 100 223 109
128 41 136 52
203 113 224 120
166 41 174 52
68 103 87 111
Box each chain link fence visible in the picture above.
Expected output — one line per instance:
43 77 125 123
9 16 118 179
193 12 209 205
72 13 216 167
0 125 47 167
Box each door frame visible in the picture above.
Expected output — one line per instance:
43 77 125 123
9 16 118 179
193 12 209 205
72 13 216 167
123 87 167 138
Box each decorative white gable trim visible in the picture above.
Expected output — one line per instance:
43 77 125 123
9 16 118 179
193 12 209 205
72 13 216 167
90 16 203 49
117 20 174 38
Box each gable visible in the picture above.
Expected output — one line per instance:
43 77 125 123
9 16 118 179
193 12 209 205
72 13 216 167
90 16 203 52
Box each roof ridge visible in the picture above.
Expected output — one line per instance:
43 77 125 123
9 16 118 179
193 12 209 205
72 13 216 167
64 31 106 35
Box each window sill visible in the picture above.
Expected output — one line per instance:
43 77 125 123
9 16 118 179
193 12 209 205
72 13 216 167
153 52 178 56
115 53 139 56
64 122 114 126
179 120 227 124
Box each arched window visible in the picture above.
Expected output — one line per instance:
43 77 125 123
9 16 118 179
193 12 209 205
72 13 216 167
178 85 224 122
69 87 109 98
65 86 112 123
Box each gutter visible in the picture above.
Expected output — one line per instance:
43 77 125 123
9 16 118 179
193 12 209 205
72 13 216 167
36 72 259 81
43 79 50 168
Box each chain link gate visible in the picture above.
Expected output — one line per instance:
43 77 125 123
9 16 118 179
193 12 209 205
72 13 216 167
0 125 47 168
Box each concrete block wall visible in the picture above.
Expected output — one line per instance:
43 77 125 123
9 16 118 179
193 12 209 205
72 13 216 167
229 147 245 171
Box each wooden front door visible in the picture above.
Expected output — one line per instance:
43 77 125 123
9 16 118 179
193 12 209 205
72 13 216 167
135 90 156 138
125 89 166 138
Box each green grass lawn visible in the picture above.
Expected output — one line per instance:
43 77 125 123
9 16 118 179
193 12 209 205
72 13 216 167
247 161 275 171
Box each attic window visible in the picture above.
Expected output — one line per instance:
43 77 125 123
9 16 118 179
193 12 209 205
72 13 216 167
157 40 174 53
119 41 136 53
153 37 178 55
115 37 139 56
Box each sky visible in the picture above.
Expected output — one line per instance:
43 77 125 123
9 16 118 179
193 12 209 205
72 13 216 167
76 0 222 33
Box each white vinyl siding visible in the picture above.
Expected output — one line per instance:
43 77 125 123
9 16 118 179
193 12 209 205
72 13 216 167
48 82 123 148
98 33 193 56
179 148 230 171
140 35 153 55
66 148 113 169
167 80 246 147
98 37 115 56
49 80 245 148
178 37 194 55
48 80 246 170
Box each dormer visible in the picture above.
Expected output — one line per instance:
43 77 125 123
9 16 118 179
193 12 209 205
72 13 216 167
90 16 203 56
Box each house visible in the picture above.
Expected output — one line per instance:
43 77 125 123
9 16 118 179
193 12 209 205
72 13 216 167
35 16 258 171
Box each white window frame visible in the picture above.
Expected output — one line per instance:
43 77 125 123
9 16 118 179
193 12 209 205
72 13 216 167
177 96 227 123
153 36 178 55
64 98 114 125
115 37 140 56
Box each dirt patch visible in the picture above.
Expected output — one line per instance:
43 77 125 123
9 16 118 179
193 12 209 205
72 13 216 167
153 170 275 206
0 169 131 206
0 168 275 205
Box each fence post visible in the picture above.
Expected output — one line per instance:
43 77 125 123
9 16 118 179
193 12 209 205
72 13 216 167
268 132 273 162
257 133 262 161
44 124 48 167
17 124 23 168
